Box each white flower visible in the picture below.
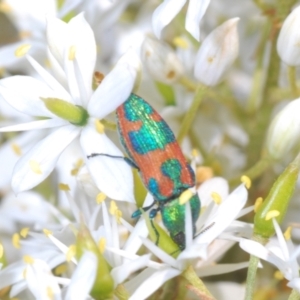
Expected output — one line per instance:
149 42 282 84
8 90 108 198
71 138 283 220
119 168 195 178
277 5 300 66
0 14 141 202
152 0 210 41
194 18 239 86
110 181 249 299
240 218 300 292
141 36 184 84
266 99 300 160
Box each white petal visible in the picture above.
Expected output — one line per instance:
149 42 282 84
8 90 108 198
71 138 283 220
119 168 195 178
197 262 249 277
88 49 140 119
26 55 72 102
46 16 68 68
272 218 289 261
197 177 229 206
26 259 62 300
0 119 68 132
152 0 186 39
111 254 151 285
80 124 134 202
185 0 210 41
64 13 96 105
196 184 247 245
0 76 63 117
65 252 97 300
12 125 79 194
129 268 181 300
287 278 300 292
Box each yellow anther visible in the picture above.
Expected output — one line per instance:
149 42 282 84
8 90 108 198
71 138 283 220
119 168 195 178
173 36 188 49
29 160 42 174
12 233 21 249
109 201 118 215
95 119 105 134
116 209 122 224
66 245 76 262
284 226 292 240
196 166 213 184
0 2 12 13
98 238 106 254
0 67 5 77
71 159 84 176
241 175 251 189
274 270 284 280
43 229 53 237
254 197 263 213
211 192 222 204
54 264 67 275
59 183 70 191
23 268 27 279
191 148 199 158
265 210 280 221
0 243 3 259
23 255 34 264
68 45 76 60
11 143 22 156
15 44 31 57
179 189 194 205
96 192 106 204
20 227 29 238
47 287 54 300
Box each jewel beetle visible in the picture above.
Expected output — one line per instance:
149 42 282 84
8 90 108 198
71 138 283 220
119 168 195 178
89 94 201 250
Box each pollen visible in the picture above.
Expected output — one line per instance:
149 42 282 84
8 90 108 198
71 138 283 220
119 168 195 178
241 175 251 189
20 227 29 238
265 210 280 221
12 233 21 249
43 229 53 237
284 226 292 240
71 158 84 176
54 264 67 275
207 56 215 63
96 192 106 204
68 45 76 60
0 243 3 258
19 31 32 39
254 197 263 213
23 255 34 264
15 44 31 57
98 238 106 254
196 166 213 184
173 36 188 49
274 270 284 280
66 244 76 262
59 183 70 191
29 160 42 174
109 201 122 223
166 70 176 79
211 192 222 204
95 119 105 134
11 143 22 156
179 189 194 205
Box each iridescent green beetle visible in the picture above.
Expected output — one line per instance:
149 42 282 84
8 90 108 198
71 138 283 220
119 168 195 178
90 94 201 250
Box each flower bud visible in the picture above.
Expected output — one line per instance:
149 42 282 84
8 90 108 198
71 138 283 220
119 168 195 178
254 154 300 238
277 5 300 66
141 36 183 84
266 99 300 160
194 18 239 86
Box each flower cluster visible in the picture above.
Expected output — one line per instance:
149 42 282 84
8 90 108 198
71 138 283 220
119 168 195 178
0 1 300 300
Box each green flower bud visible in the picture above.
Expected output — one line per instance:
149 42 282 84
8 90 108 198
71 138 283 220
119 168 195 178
76 224 114 300
254 154 300 238
41 97 89 126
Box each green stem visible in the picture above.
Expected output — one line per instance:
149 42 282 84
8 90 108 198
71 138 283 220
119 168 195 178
178 76 197 92
244 235 268 300
177 84 208 144
288 289 300 300
182 266 215 300
288 66 299 98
